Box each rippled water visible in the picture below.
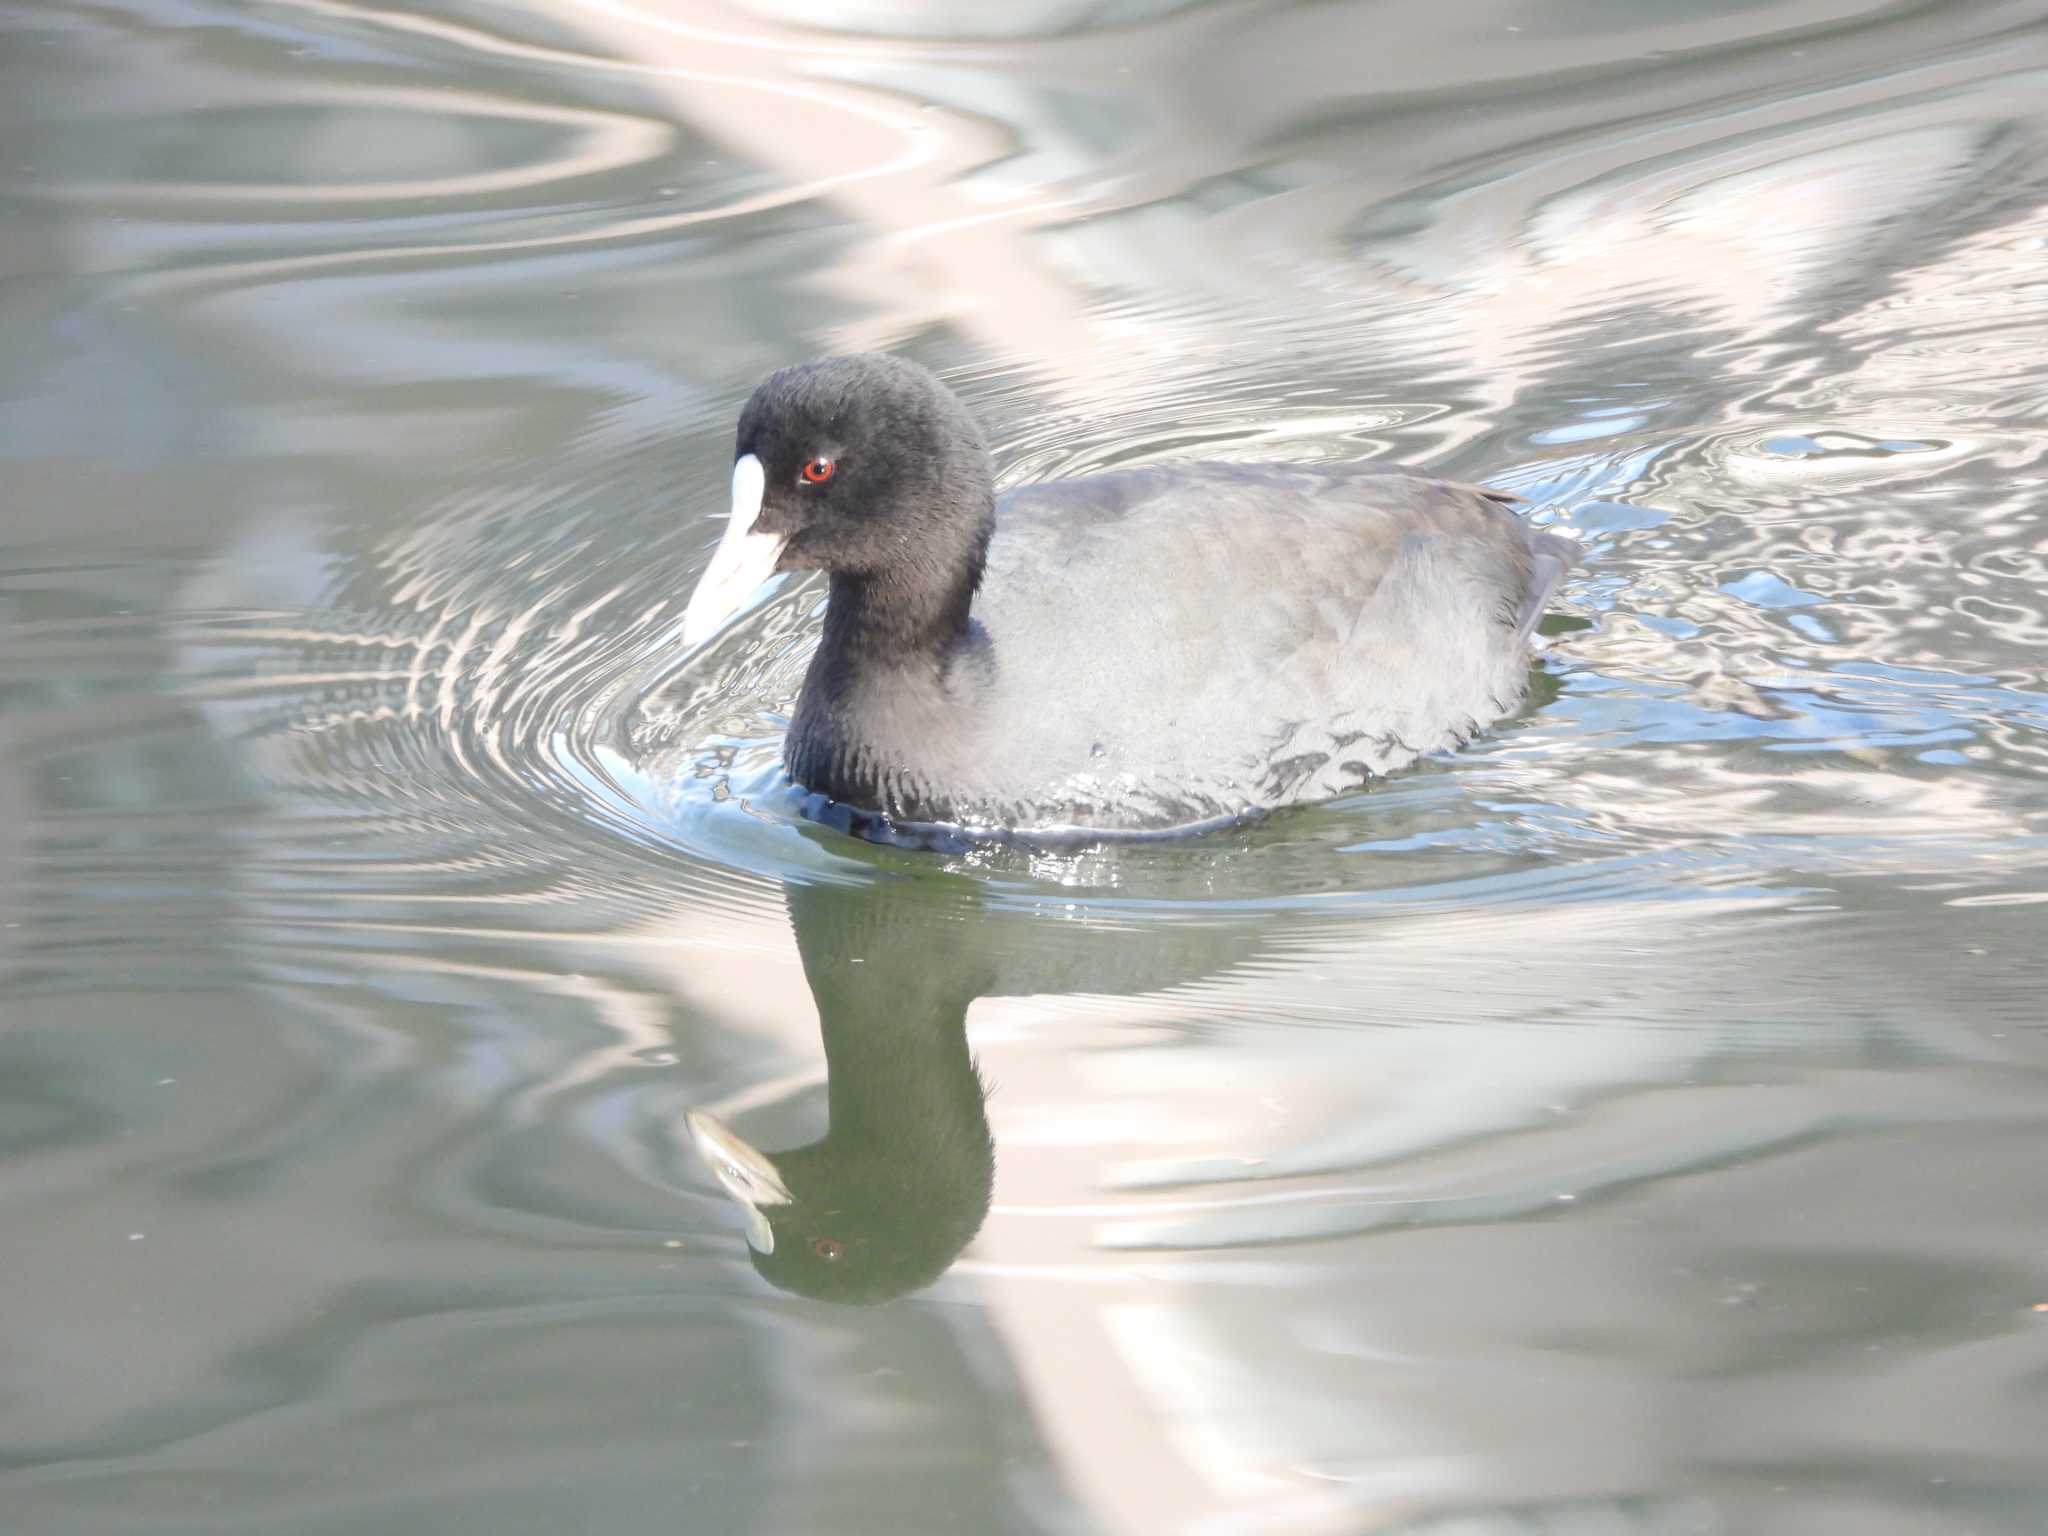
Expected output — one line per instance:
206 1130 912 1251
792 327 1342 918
6 1 2048 1531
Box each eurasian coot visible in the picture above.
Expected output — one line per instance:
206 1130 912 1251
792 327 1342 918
682 354 1573 837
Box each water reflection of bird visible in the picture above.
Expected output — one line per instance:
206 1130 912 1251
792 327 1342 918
686 857 1262 1303
687 875 997 1304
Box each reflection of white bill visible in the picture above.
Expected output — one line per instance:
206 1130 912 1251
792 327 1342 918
686 1108 793 1253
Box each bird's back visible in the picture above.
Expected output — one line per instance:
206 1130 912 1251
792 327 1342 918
946 462 1569 831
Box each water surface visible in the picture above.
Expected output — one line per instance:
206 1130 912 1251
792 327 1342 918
4 1 2048 1531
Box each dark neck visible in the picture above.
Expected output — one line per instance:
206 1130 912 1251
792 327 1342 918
820 475 994 665
818 569 974 665
787 466 996 814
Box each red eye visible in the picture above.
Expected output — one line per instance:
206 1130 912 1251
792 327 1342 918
801 457 835 485
810 1236 843 1261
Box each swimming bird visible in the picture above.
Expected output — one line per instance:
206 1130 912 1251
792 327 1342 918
682 354 1573 838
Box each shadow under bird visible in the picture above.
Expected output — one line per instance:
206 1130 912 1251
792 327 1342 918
682 353 1575 840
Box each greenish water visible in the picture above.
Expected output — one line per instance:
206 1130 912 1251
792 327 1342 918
4 1 2047 1531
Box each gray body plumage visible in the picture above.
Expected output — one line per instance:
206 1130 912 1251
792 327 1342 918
786 461 1573 835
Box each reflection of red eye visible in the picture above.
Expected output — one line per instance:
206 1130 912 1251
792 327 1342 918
811 1236 843 1261
801 458 835 485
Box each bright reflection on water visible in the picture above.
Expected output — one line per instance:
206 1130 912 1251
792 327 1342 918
4 0 2048 1531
